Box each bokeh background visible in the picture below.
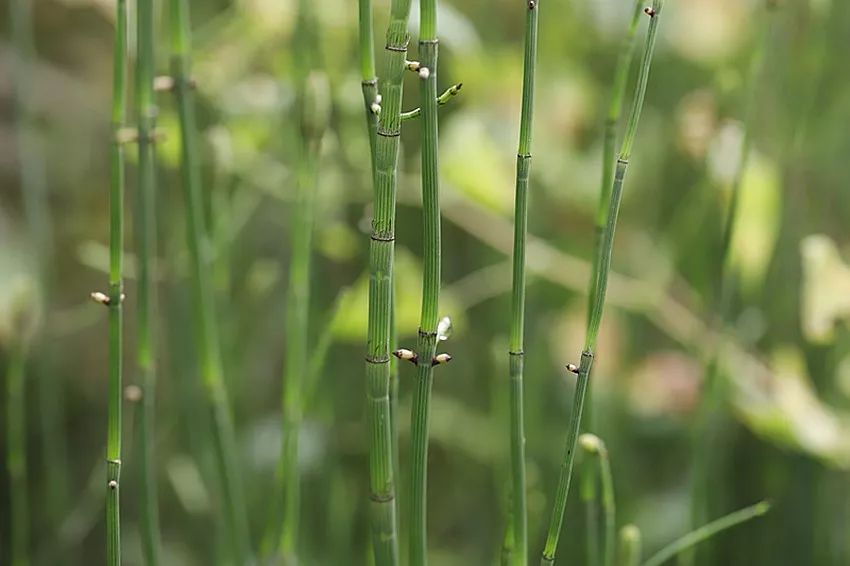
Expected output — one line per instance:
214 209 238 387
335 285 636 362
2 0 850 564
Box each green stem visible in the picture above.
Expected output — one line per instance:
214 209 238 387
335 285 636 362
358 0 378 183
400 83 463 120
408 0 442 561
107 1 128 564
642 502 770 566
7 342 29 566
506 0 539 562
541 3 664 563
170 1 252 562
582 463 600 566
579 434 616 566
136 0 162 562
365 0 412 560
619 525 642 566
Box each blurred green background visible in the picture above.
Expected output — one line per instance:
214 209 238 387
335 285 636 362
2 0 850 564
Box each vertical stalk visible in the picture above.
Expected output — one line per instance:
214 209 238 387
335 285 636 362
540 3 664 563
280 0 327 555
506 0 540 563
169 0 252 562
106 0 127 566
358 0 378 180
618 525 641 566
106 1 128 564
6 342 29 566
10 0 69 537
579 434 615 566
364 0 412 560
408 0 442 562
136 0 161 562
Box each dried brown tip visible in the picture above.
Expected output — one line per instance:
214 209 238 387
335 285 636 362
566 363 579 374
432 353 453 366
644 7 656 17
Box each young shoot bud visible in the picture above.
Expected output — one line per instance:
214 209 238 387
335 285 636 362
418 67 431 80
432 353 453 366
394 349 418 364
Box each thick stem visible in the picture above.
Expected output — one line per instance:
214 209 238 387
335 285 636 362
107 1 128 564
170 0 252 562
408 0 442 554
505 0 539 561
136 0 162 562
364 0 412 561
540 5 663 560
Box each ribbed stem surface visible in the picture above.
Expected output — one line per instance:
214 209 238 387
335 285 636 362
136 0 162 562
170 1 252 562
541 4 663 563
107 1 127 564
364 0 412 561
505 0 539 561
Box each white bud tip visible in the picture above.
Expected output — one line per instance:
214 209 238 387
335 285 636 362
419 67 430 80
375 94 383 104
393 348 417 361
566 363 579 374
90 291 110 305
371 103 382 115
108 480 118 489
433 353 452 365
124 384 143 403
579 433 602 453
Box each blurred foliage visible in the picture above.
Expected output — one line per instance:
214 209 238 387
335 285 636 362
2 0 850 564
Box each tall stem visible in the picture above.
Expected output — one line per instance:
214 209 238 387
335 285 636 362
579 434 615 566
6 342 29 566
540 3 664 563
506 0 540 563
106 1 128 564
364 0 412 560
408 0 442 562
618 525 641 566
170 1 252 562
136 0 162 562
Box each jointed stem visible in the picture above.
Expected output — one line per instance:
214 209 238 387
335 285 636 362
541 3 664 563
170 0 252 562
136 0 162 562
505 0 540 562
107 1 128 564
365 0 412 561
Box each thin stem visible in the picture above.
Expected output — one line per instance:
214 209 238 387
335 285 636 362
400 83 463 120
170 1 252 562
7 342 29 566
579 434 615 566
581 461 600 566
408 0 443 562
358 0 378 183
541 3 664 563
642 501 770 566
365 0 412 560
618 525 642 566
506 0 539 562
107 1 128 564
136 0 162 562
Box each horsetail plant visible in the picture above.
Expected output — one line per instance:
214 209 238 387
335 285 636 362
364 0 413 560
101 0 128 563
135 0 162 562
504 0 541 561
402 0 454 562
642 501 770 566
618 525 641 566
169 0 252 561
279 0 329 558
540 2 664 563
579 434 616 566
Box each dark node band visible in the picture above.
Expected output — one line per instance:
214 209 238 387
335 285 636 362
370 233 395 242
365 355 390 364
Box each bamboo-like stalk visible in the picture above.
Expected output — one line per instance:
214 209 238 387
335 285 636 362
642 501 770 566
6 341 28 566
540 3 664 563
169 1 252 562
358 0 378 180
364 0 412 560
280 2 328 554
618 525 641 566
505 0 540 562
407 0 446 562
135 0 162 562
579 434 615 566
105 1 128 564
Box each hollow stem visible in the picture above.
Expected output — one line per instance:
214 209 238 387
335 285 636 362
505 0 539 562
136 0 162 562
106 1 128 564
170 0 252 562
364 0 412 561
541 3 664 563
642 501 770 566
